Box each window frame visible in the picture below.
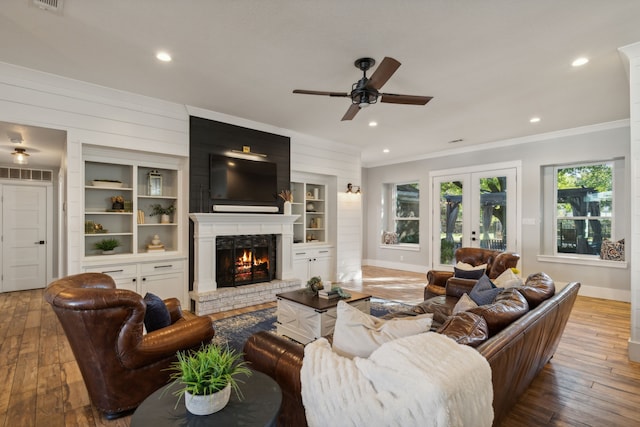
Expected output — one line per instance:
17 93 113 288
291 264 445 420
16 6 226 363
552 161 614 258
381 181 420 248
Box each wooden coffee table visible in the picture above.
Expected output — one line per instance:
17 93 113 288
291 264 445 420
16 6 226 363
275 289 371 344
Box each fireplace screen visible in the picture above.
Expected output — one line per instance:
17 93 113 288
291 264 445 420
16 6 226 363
216 235 276 287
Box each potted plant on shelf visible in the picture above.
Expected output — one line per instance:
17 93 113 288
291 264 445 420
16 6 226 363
94 238 120 255
149 203 176 224
166 343 252 415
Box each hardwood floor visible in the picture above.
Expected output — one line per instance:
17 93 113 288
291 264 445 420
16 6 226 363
1 267 639 426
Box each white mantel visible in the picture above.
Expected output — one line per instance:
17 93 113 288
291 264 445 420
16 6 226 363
189 213 302 314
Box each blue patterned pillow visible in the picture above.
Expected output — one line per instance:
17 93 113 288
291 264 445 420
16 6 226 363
469 275 501 306
143 293 171 332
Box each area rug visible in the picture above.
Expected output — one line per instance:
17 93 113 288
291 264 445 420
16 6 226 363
212 297 412 354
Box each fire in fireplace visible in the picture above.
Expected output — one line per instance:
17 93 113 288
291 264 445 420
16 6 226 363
216 235 276 287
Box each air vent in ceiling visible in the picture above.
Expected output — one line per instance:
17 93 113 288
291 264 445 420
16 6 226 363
32 0 64 14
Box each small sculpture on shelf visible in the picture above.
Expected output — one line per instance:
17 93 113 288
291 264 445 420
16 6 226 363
147 234 165 252
111 195 125 210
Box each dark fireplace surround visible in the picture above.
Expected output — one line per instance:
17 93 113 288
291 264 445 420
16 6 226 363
216 234 277 287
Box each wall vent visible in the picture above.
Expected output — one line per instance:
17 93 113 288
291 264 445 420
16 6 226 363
32 0 64 14
0 167 53 182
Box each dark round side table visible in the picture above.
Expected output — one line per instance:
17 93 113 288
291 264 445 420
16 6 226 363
131 370 281 427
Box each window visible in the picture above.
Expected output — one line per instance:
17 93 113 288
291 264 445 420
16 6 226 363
382 182 419 245
555 163 613 256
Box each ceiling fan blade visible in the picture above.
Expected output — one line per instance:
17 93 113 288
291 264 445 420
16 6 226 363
341 104 360 121
365 57 401 90
380 93 433 105
293 89 349 97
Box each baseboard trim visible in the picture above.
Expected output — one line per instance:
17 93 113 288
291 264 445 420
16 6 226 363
362 259 426 274
628 339 640 362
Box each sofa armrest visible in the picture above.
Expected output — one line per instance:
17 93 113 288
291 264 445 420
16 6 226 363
163 297 184 324
426 269 454 287
121 316 215 369
425 270 455 299
445 277 478 298
244 331 307 427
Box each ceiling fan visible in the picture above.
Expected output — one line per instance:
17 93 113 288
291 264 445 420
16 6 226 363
293 57 433 121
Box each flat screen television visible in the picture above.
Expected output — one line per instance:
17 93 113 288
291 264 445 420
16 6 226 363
209 154 278 205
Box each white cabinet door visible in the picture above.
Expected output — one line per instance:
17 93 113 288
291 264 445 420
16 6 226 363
140 272 183 302
292 247 334 283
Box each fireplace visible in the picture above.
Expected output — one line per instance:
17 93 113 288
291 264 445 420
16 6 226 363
189 213 302 315
216 235 276 287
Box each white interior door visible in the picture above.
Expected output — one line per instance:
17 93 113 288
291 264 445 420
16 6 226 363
432 167 517 269
2 185 47 292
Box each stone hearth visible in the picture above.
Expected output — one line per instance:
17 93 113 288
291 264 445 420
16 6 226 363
189 213 302 314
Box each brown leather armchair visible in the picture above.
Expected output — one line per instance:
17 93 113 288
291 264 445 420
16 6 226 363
425 247 520 299
44 273 215 419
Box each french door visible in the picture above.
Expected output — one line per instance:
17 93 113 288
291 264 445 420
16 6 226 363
432 166 517 269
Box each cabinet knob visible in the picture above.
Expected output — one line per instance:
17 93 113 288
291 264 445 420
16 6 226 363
142 277 147 281
132 278 136 282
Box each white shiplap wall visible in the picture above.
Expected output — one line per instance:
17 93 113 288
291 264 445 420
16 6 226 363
620 42 640 362
0 63 363 282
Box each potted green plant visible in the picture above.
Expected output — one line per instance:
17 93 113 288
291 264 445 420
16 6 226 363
149 203 176 224
94 238 120 254
306 276 324 294
166 343 252 415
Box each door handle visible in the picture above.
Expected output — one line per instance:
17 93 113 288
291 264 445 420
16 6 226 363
34 240 45 245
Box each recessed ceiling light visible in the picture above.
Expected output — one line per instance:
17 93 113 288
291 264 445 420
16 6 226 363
572 57 589 67
530 117 541 123
369 121 378 127
156 51 172 62
383 148 390 153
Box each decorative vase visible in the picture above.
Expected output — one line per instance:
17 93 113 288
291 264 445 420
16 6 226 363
284 201 292 215
112 202 124 210
160 214 170 224
184 384 231 416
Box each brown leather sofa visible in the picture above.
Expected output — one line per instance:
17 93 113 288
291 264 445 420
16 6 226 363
44 273 215 419
244 273 580 426
425 247 521 299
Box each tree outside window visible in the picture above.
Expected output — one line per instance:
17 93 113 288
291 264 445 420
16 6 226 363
556 163 612 255
394 183 419 244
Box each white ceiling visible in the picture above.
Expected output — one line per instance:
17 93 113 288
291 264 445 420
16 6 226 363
1 1 639 167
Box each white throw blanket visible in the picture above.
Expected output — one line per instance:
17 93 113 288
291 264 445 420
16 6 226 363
301 332 493 427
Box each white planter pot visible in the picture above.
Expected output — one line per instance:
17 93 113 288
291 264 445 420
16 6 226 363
284 201 292 215
160 214 170 224
184 384 231 416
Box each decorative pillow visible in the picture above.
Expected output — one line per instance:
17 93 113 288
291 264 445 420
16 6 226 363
382 231 398 244
493 268 524 288
452 293 478 314
469 275 501 306
600 238 625 261
454 266 486 280
455 262 488 271
332 301 433 359
143 293 171 332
